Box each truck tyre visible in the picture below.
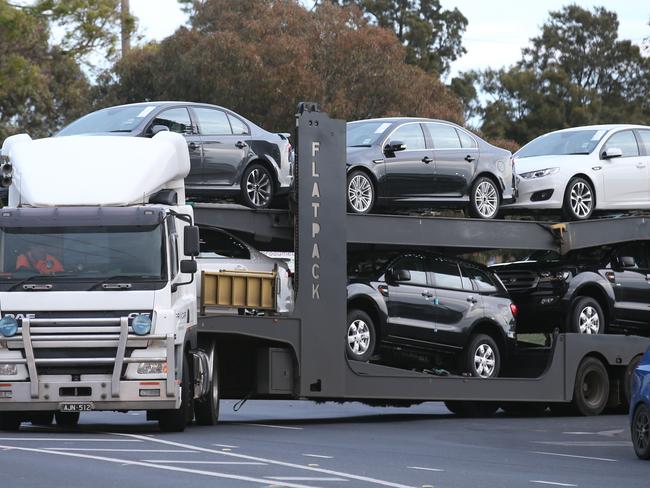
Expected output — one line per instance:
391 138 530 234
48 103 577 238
632 403 650 459
0 412 22 431
462 333 501 378
468 176 500 219
194 344 220 426
347 171 375 214
563 177 594 220
55 411 80 427
159 354 192 432
30 411 55 425
346 309 376 362
444 401 498 417
572 356 609 416
569 297 605 334
241 163 274 209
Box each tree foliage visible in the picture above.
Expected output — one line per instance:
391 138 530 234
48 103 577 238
105 0 462 132
472 5 650 144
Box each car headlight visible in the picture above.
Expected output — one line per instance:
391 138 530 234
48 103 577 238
519 167 560 179
539 270 571 282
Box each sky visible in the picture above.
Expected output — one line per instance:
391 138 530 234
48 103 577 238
130 0 649 80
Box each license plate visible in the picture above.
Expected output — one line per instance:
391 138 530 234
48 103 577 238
59 402 94 412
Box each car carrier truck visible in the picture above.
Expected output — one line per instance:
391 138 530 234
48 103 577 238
0 104 649 432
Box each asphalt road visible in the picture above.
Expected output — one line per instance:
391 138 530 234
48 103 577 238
0 400 645 488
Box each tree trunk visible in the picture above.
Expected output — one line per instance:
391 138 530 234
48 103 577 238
121 0 131 56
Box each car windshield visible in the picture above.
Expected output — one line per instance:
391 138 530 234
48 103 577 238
57 105 158 136
0 225 165 288
347 121 392 147
348 252 398 278
516 129 606 158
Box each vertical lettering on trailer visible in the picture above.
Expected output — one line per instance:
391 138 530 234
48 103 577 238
311 141 320 300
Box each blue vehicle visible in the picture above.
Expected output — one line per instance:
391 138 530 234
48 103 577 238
630 347 650 459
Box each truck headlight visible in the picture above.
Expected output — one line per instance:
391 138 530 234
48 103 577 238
137 362 167 375
519 167 559 179
0 364 17 375
0 317 18 337
132 315 152 336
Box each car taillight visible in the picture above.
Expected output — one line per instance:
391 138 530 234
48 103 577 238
510 303 518 317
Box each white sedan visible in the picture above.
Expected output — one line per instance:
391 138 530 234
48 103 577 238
505 124 650 220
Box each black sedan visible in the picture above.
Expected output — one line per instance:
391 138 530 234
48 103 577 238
57 102 293 209
346 118 514 218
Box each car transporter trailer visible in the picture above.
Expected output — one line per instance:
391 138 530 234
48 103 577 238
190 104 650 419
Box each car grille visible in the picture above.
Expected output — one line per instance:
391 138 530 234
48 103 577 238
495 270 539 292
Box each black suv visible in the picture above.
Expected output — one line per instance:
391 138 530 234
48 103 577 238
347 251 517 378
491 241 650 335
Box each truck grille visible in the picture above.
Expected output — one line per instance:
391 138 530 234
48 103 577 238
494 270 539 292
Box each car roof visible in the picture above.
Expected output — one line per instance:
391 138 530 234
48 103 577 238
548 124 649 134
348 117 456 125
105 101 231 112
349 250 492 271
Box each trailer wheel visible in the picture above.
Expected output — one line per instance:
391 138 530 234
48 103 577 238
569 297 605 334
572 356 609 416
194 343 220 426
0 412 22 431
444 401 498 418
462 334 501 378
346 309 376 362
29 411 55 425
632 403 650 459
55 411 80 427
159 353 193 432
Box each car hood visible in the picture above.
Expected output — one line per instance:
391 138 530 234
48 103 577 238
514 154 591 174
346 146 376 165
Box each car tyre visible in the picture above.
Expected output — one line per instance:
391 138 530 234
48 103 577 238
563 177 594 220
159 353 193 432
241 163 274 209
632 403 650 459
347 171 375 214
569 297 605 334
462 333 501 378
194 344 220 426
55 411 80 427
469 176 500 219
571 356 609 416
346 309 376 362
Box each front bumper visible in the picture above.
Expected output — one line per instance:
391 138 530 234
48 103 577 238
502 174 566 209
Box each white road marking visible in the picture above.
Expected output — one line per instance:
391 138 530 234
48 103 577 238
143 460 267 465
530 481 577 487
303 454 334 459
562 432 593 435
0 437 141 442
597 429 623 437
531 451 617 462
213 443 239 449
241 423 304 430
407 467 444 472
267 477 347 482
44 448 194 453
114 433 418 488
0 444 316 488
533 441 631 447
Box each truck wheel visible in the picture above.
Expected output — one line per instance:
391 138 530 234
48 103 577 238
563 177 594 220
632 403 650 459
55 411 80 427
347 171 375 214
194 344 220 426
159 354 193 432
346 309 376 362
30 411 55 425
241 163 274 209
469 176 500 219
462 334 501 378
569 297 605 334
0 412 22 431
572 356 609 416
444 401 498 417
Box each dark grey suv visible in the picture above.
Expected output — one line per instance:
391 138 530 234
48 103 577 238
57 102 293 209
346 118 514 218
346 251 517 378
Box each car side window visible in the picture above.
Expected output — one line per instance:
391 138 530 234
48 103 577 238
425 123 462 149
429 258 463 290
194 108 233 136
456 129 478 149
461 265 496 292
603 130 640 158
389 124 426 151
617 242 649 269
391 255 427 286
228 114 249 135
637 130 650 155
150 108 192 134
198 228 250 259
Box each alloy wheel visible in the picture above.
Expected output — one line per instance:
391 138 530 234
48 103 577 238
474 181 498 218
348 174 373 213
634 408 650 453
570 181 593 218
473 343 496 378
578 306 600 334
347 319 371 356
246 168 272 207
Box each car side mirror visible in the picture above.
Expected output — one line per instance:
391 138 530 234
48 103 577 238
620 256 636 268
180 259 197 274
602 147 622 159
150 125 170 136
184 225 200 257
390 268 411 282
384 141 406 154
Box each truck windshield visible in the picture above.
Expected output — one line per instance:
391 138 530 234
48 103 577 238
0 225 165 289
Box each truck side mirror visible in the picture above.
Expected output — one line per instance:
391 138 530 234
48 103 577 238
184 226 200 256
180 259 197 274
620 256 636 268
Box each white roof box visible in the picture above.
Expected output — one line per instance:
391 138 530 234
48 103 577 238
0 132 190 207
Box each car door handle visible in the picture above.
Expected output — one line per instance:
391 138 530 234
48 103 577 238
466 296 478 304
422 156 433 164
235 141 248 149
464 155 476 163
188 142 202 150
421 291 434 298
